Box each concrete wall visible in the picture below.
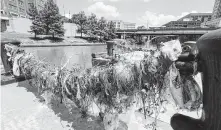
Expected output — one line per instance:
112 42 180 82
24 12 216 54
6 18 78 37
7 18 32 33
63 23 78 37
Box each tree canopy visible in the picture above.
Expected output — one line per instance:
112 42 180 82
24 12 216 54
27 4 44 38
40 0 64 37
71 11 88 37
28 0 65 38
27 4 38 21
72 13 117 41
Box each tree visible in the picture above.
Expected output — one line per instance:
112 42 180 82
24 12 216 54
29 15 44 38
27 4 38 21
27 4 44 38
96 17 108 42
40 0 65 37
137 25 146 30
71 11 87 37
86 13 98 38
106 21 117 40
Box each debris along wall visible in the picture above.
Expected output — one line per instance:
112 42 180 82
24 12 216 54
4 39 200 130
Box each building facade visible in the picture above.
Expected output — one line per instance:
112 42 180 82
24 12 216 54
163 21 202 28
163 13 212 28
177 13 212 22
123 22 136 30
111 20 124 30
111 20 136 30
0 0 56 18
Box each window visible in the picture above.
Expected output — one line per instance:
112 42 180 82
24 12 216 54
19 8 25 12
28 3 34 9
1 10 4 15
18 0 24 6
28 0 34 2
9 4 17 11
40 0 45 5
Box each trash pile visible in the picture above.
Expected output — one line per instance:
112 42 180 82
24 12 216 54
5 39 202 130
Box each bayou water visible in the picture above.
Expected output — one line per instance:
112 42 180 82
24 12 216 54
23 45 106 69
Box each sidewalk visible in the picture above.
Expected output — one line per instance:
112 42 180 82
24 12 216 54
1 81 104 130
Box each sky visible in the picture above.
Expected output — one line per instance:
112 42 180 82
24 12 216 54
56 0 215 27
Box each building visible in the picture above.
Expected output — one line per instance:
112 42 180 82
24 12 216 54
163 13 212 28
110 20 136 30
27 0 47 12
0 0 57 18
177 13 212 22
111 20 124 30
1 15 9 32
201 0 221 27
163 21 202 28
123 22 136 30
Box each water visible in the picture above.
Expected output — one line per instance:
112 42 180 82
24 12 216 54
23 45 106 69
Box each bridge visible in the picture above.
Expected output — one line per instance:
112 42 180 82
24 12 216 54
115 27 219 41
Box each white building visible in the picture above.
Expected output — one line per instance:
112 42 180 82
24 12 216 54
110 20 136 30
123 22 136 30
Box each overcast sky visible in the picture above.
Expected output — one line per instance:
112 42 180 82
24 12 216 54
57 0 215 27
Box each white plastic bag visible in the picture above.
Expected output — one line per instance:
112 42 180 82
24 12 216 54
167 63 184 108
182 75 202 110
160 40 182 61
12 54 23 76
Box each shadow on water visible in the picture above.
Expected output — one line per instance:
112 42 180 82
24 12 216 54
17 81 104 130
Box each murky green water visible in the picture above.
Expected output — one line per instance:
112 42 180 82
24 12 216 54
23 45 106 69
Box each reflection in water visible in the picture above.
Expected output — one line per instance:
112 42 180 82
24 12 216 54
24 45 106 69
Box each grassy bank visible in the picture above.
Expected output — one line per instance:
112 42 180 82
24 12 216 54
1 32 106 47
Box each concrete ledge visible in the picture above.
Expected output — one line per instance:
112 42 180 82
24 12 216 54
1 73 28 86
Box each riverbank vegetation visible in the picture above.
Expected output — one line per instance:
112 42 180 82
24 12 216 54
4 38 203 130
5 42 177 130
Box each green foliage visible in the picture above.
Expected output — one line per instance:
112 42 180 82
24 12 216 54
96 17 108 41
137 26 146 30
40 0 65 37
27 4 44 38
106 21 117 40
86 13 98 38
27 4 38 21
71 11 88 37
28 0 65 38
29 15 45 38
71 12 116 41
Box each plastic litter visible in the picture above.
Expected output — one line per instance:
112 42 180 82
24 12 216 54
12 53 23 76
